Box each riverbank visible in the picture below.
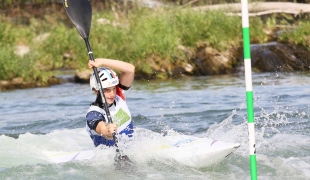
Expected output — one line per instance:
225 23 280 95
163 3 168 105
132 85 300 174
1 2 310 91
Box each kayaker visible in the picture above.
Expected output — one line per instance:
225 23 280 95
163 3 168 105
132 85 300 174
86 58 135 147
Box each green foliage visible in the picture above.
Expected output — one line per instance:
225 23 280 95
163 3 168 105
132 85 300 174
84 9 182 74
278 22 310 47
0 0 58 8
86 9 243 74
265 17 277 29
175 9 242 49
0 19 41 81
90 12 130 62
0 45 23 80
127 9 180 59
1 6 308 84
36 23 87 69
0 16 54 82
0 44 50 82
249 17 269 43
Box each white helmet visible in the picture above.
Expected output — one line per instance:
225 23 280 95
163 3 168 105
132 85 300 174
90 67 119 91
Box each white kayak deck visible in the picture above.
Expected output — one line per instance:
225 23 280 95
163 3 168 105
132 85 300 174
43 134 240 168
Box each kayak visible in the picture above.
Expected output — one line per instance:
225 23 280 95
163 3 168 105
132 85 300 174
42 150 95 164
157 135 240 168
43 133 240 168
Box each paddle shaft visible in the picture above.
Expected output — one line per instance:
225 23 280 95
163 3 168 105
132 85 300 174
84 38 112 123
84 38 118 143
62 0 121 155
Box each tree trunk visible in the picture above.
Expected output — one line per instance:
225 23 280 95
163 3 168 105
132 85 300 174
192 2 310 16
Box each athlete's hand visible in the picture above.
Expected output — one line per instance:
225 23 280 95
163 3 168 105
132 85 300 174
106 123 118 140
96 121 118 140
88 59 105 68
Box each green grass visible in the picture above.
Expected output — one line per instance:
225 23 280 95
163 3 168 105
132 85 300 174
0 6 303 83
278 21 310 48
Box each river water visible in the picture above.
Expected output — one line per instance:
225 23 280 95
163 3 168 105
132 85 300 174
0 72 309 179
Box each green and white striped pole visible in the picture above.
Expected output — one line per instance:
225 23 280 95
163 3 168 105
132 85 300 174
241 0 258 179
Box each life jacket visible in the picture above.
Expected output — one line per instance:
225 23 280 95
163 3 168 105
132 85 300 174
86 90 133 147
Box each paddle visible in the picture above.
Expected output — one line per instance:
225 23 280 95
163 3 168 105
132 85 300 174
62 0 130 163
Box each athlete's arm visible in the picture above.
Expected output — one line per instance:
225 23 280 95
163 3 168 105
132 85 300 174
96 122 117 140
88 58 135 88
86 111 117 140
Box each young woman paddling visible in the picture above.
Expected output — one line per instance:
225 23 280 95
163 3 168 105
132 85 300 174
86 58 135 147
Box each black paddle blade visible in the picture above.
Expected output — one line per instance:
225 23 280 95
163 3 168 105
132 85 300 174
63 0 92 38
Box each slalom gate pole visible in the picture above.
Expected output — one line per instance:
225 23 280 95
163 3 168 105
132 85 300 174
241 0 258 179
